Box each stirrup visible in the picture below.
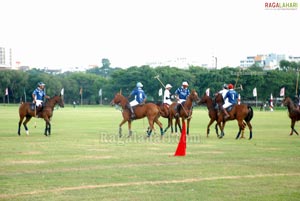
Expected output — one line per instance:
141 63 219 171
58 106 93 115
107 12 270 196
224 114 230 120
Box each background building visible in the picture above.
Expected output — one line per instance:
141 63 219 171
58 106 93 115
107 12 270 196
0 46 12 69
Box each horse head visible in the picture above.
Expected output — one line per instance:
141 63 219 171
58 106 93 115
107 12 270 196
282 97 294 107
199 92 210 105
188 90 200 103
111 93 128 107
54 95 65 108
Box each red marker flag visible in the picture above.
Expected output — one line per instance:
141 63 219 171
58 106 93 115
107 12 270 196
174 119 186 156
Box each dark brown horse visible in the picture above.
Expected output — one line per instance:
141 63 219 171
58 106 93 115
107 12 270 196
156 102 181 134
18 95 64 136
168 90 200 135
215 93 253 139
110 93 164 137
198 93 220 137
282 96 300 135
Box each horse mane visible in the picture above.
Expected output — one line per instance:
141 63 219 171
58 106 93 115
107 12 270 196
215 93 224 105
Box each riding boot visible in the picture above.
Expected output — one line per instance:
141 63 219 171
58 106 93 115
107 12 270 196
36 106 43 118
223 108 230 120
175 104 181 118
127 104 135 119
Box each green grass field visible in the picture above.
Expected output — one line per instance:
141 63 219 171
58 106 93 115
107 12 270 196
1 104 300 201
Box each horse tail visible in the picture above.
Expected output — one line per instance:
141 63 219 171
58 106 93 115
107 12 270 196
244 105 253 122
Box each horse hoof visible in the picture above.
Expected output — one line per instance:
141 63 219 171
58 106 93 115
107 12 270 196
26 131 29 136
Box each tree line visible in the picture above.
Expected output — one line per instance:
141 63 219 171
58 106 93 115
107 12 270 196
1 59 300 106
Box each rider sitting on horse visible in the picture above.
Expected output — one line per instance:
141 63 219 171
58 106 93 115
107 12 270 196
174 81 190 117
162 84 173 116
32 82 50 118
218 83 229 115
222 83 238 120
164 84 173 105
128 82 147 119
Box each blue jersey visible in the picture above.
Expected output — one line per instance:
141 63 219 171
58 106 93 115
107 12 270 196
175 87 190 100
130 87 146 104
32 88 46 101
224 90 238 104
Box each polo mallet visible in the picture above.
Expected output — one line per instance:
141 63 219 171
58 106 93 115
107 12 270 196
154 75 166 88
236 84 243 91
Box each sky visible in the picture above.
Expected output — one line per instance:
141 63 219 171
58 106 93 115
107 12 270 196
1 0 299 69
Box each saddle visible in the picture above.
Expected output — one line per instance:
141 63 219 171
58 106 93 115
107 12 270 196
226 105 234 112
30 103 45 118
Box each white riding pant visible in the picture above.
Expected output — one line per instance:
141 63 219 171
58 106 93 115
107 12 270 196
223 102 233 109
130 100 139 107
35 100 43 107
177 99 185 104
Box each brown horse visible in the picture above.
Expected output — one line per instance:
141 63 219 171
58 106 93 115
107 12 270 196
156 102 181 134
282 96 300 135
198 93 220 137
215 93 253 139
110 93 164 137
168 90 200 135
18 95 64 136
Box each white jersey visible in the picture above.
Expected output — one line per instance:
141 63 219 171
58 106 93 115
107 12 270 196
163 89 173 105
219 89 229 105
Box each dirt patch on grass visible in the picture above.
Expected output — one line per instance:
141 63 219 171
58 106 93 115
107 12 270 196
83 156 113 159
1 173 300 199
8 160 46 165
17 151 42 155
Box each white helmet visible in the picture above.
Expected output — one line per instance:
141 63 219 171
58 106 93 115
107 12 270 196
182 81 189 86
136 82 143 88
165 84 172 88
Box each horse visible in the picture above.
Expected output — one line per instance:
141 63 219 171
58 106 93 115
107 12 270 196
198 93 220 137
110 93 164 137
215 93 253 139
156 102 181 134
282 96 300 135
18 95 64 136
168 90 200 135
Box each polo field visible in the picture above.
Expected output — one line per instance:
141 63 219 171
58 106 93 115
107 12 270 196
1 104 300 201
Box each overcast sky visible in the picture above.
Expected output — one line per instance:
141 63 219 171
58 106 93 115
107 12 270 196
1 0 299 68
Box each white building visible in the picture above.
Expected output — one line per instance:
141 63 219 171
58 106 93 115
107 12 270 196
240 53 287 70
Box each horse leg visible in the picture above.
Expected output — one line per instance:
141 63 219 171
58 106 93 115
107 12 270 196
246 121 253 140
18 116 25 136
154 118 164 136
214 123 219 137
146 118 155 137
44 119 49 136
171 117 175 134
290 120 299 135
206 119 215 137
218 120 225 139
128 121 133 137
187 119 191 135
163 117 171 133
48 122 51 135
236 120 245 139
176 118 182 133
23 116 32 136
236 128 242 139
118 119 127 137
